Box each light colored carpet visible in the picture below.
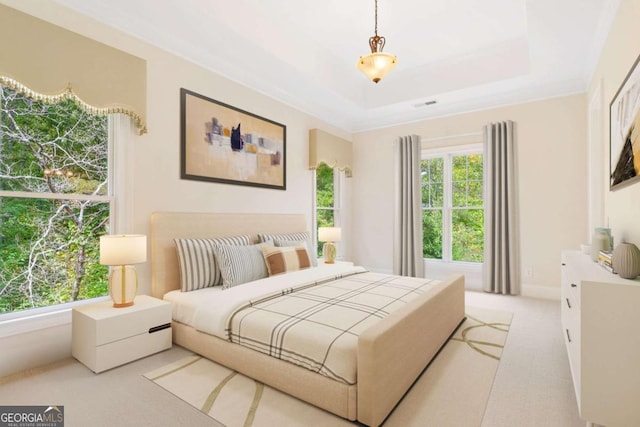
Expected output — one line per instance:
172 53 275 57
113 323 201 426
144 306 512 427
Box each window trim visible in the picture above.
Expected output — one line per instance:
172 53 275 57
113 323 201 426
0 114 133 322
313 165 346 260
422 143 483 264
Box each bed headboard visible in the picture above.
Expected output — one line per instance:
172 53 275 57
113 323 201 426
150 211 308 299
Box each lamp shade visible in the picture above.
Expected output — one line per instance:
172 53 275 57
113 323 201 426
318 227 342 243
100 234 147 266
357 52 397 83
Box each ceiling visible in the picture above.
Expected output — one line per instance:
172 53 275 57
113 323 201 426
53 0 620 133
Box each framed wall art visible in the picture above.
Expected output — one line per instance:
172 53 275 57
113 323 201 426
180 88 286 190
610 53 640 190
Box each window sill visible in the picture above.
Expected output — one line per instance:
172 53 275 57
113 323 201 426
0 296 110 339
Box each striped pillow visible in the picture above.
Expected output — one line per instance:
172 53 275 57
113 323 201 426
174 235 251 292
258 232 317 266
262 245 312 276
213 241 272 289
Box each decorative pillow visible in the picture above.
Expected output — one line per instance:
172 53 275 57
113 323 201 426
174 235 251 292
258 232 317 266
213 241 272 289
262 245 312 276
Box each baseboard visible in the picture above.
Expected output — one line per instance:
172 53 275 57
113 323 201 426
520 284 560 300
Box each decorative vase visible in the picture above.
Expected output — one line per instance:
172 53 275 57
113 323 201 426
612 243 640 279
591 230 612 261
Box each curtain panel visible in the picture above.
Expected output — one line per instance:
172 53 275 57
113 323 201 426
394 135 424 277
483 121 520 295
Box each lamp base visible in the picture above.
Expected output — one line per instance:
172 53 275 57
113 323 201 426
109 265 138 308
322 242 337 264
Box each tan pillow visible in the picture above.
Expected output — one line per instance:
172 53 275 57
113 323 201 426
262 245 312 276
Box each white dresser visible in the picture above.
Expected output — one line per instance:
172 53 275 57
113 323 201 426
72 295 172 373
561 250 640 427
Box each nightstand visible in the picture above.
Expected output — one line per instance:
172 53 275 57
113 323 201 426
72 295 172 373
319 260 354 266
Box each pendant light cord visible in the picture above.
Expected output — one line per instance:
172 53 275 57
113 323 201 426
374 0 379 36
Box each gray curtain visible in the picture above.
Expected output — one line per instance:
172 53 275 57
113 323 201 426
394 135 424 278
483 121 519 294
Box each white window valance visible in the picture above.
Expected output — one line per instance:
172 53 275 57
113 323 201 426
309 129 353 177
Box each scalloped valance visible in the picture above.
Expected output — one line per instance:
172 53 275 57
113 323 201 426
0 4 147 134
309 129 353 177
0 76 147 134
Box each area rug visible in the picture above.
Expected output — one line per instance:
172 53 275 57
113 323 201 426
144 306 512 427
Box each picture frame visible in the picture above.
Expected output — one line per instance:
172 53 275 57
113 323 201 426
609 53 640 191
180 88 286 190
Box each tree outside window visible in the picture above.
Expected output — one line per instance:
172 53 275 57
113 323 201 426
421 149 484 263
315 163 341 258
0 85 110 314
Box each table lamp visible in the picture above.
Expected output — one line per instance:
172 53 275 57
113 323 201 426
318 227 341 264
99 234 147 308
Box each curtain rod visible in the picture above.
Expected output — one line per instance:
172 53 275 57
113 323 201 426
421 131 482 143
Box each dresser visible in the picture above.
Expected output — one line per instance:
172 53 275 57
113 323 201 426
72 295 172 373
561 250 640 427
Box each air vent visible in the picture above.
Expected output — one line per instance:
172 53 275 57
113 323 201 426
413 100 437 108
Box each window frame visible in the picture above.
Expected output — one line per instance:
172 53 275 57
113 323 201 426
421 143 484 265
0 112 132 322
312 165 346 260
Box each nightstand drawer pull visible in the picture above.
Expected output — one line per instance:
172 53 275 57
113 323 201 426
565 298 571 309
566 328 571 343
149 323 171 334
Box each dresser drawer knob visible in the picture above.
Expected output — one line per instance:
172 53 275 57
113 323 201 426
566 328 572 343
566 298 572 309
571 283 577 288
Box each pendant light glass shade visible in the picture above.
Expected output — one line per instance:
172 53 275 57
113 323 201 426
357 52 397 84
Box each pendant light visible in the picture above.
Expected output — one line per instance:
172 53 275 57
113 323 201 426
357 0 398 83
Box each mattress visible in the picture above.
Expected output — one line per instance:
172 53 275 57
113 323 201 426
165 263 445 385
164 263 366 338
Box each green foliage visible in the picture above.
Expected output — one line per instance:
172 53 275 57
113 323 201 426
0 86 110 314
421 153 484 263
316 164 335 257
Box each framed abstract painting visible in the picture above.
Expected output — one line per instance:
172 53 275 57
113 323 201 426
610 53 640 190
180 88 286 190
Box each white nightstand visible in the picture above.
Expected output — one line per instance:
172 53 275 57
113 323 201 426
72 295 172 373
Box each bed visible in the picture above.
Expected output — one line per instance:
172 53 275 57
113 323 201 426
150 211 465 426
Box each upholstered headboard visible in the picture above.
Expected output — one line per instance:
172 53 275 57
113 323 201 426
150 212 308 298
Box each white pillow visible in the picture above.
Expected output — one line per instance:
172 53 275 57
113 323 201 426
213 241 272 289
174 235 251 292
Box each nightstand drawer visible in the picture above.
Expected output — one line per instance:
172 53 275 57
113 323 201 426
73 296 171 346
93 327 171 373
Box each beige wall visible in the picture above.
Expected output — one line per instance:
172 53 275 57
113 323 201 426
588 0 640 248
0 0 351 377
352 94 588 295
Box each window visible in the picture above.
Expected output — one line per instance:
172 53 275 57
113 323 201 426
0 85 112 315
315 164 343 258
421 146 484 263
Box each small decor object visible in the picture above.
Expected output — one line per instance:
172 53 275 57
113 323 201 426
609 53 640 190
180 88 286 190
612 243 640 279
357 0 397 83
591 229 612 261
318 227 341 264
100 234 147 307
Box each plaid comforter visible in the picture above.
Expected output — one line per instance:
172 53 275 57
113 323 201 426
226 270 442 385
